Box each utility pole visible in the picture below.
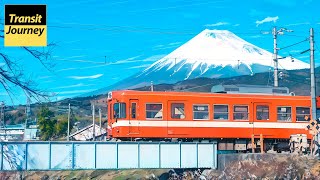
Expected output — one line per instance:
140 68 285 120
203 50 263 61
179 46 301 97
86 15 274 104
310 28 316 123
67 103 70 141
25 95 31 129
0 101 3 128
0 101 3 140
273 27 279 87
0 102 6 140
270 27 293 87
309 28 318 156
99 108 102 141
92 103 95 141
151 81 154 92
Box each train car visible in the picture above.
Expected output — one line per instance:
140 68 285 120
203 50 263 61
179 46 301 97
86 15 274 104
106 90 318 152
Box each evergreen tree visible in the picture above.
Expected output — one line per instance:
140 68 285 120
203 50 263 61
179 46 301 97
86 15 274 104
37 106 56 140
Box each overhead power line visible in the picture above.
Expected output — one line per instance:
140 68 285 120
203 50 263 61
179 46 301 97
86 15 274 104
53 57 280 65
49 23 271 36
279 38 309 50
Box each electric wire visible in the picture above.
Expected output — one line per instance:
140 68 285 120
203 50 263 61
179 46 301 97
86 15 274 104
48 23 273 36
279 38 309 50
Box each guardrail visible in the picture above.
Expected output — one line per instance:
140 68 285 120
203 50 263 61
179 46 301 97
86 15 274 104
0 141 217 171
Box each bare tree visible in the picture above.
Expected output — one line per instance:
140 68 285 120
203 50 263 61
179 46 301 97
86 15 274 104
0 26 56 103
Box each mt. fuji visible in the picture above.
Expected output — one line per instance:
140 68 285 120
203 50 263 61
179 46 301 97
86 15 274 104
86 29 310 96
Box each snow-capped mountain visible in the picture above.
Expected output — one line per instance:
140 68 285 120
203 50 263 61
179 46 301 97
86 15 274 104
84 29 310 96
139 29 308 80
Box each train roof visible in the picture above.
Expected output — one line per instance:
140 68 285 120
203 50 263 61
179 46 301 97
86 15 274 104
109 90 311 100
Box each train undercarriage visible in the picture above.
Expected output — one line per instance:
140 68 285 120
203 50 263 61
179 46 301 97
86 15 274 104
110 135 311 154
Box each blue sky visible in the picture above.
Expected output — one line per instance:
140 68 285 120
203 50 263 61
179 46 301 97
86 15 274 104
0 0 320 104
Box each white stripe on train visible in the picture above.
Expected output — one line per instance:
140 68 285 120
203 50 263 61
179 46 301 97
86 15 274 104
112 120 308 129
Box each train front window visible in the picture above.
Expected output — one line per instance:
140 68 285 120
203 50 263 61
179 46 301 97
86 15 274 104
296 107 310 121
256 105 269 120
193 105 209 120
214 105 228 120
277 106 291 122
233 105 248 120
113 103 126 119
171 103 185 119
146 103 163 119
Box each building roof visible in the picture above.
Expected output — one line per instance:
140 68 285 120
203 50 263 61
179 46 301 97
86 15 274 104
1 124 25 130
69 124 106 141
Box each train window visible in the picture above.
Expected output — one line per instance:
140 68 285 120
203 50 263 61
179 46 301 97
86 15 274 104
146 103 163 119
277 106 292 122
256 105 269 120
193 105 209 120
171 103 185 119
233 105 248 120
131 103 137 119
113 103 126 119
296 107 310 121
213 105 228 120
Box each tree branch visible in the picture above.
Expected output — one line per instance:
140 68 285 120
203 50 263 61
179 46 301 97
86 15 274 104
0 29 57 103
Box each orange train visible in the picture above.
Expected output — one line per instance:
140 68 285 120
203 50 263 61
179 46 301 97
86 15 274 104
106 90 319 151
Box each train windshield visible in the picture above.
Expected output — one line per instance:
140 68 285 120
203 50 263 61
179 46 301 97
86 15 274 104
114 103 126 118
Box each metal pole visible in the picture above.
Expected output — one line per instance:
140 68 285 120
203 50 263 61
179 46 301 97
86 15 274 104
310 28 318 156
1 102 6 140
99 108 102 141
0 102 2 140
310 28 316 121
67 103 70 141
0 102 2 128
151 81 154 92
92 103 95 141
273 27 279 87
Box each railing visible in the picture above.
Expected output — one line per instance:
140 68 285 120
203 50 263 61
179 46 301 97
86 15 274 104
0 141 217 171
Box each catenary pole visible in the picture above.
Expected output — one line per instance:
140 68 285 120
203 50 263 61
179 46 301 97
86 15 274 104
99 108 102 141
273 27 279 87
92 103 95 141
310 28 316 123
310 28 318 156
67 103 70 141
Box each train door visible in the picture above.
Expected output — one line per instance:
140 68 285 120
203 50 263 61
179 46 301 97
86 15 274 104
167 101 187 135
129 99 139 135
252 102 270 135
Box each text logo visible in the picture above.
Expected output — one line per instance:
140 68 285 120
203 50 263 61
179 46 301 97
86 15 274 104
4 5 47 46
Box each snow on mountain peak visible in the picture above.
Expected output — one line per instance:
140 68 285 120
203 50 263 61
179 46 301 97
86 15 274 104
84 30 311 97
143 29 309 74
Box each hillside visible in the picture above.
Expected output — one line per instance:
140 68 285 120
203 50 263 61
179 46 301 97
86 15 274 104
5 67 318 129
135 68 319 96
